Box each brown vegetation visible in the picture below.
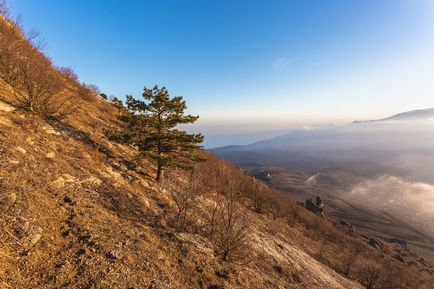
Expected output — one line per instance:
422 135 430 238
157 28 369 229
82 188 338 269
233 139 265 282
0 2 76 120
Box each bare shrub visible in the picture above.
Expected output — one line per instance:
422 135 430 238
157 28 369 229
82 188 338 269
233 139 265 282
317 226 343 260
355 256 383 289
85 83 101 94
377 264 429 289
269 195 285 220
250 181 269 213
58 66 78 82
341 243 364 276
0 6 75 120
213 192 249 262
0 0 10 19
165 174 205 231
240 177 269 213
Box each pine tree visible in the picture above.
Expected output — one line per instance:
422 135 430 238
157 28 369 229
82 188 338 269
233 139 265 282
105 86 204 182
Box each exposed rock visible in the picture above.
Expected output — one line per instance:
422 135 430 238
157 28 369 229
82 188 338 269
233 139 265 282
42 125 61 135
0 115 13 126
305 197 325 217
387 238 407 248
50 174 79 190
82 176 102 187
315 196 324 208
395 254 405 263
30 231 43 245
175 232 214 256
16 147 26 154
46 152 55 159
340 220 356 233
25 138 35 145
7 192 17 203
369 238 383 250
0 100 15 112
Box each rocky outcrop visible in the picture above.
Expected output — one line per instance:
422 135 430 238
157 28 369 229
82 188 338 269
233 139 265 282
369 238 384 250
0 100 15 112
386 238 407 248
340 220 356 233
304 196 326 218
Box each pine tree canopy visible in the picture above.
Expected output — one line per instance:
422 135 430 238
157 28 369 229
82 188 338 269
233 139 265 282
105 85 204 182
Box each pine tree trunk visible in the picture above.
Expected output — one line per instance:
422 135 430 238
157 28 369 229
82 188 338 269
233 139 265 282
156 114 162 182
156 163 162 183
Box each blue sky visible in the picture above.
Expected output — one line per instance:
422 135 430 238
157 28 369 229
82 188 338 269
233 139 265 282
9 0 434 147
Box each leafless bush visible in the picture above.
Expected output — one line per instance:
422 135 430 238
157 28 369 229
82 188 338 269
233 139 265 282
355 256 383 289
212 192 249 262
0 0 10 19
239 177 269 213
85 83 101 94
0 6 75 120
341 243 364 276
58 66 78 82
201 197 219 237
376 264 429 289
316 226 344 262
165 175 205 231
269 196 285 220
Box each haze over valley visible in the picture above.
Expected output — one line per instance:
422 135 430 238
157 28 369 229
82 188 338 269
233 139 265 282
214 108 434 260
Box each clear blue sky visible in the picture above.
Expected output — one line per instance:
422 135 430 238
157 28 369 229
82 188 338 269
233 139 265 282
9 0 434 147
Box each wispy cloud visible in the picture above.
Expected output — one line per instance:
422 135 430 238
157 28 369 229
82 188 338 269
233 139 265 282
272 56 299 70
300 62 319 72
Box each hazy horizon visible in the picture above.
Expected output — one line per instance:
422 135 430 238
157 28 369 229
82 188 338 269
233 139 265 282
186 107 434 147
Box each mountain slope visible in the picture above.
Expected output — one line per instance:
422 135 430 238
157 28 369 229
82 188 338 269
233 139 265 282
0 96 364 288
353 108 434 123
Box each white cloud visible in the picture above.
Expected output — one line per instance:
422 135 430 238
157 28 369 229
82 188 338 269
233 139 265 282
272 56 299 70
300 62 319 72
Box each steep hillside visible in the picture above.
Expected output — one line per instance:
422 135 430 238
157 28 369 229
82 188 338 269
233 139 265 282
0 91 365 289
1 10 432 289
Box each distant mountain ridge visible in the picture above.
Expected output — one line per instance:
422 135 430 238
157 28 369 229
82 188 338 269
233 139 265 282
353 108 434 124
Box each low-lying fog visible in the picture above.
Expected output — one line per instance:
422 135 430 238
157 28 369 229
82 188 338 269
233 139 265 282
212 110 434 237
349 175 434 236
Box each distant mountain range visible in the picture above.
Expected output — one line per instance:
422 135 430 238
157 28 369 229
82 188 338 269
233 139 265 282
353 108 434 124
212 108 434 182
